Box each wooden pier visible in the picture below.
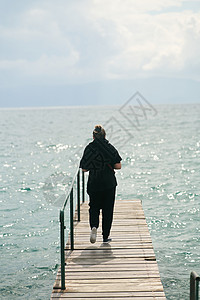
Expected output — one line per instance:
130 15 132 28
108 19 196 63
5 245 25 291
51 199 166 299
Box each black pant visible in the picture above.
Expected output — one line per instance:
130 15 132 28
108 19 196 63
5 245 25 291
88 187 116 240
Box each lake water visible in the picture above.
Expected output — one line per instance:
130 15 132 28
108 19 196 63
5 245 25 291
0 102 200 299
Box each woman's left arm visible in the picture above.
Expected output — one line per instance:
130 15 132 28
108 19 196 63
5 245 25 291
114 162 121 169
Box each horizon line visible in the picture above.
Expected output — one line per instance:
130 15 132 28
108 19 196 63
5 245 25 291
0 101 199 110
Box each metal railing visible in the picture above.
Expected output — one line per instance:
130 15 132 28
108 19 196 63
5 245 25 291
190 271 200 300
58 167 86 290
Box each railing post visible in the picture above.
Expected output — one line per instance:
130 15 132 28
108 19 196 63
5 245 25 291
60 210 65 290
59 166 83 290
190 271 200 300
70 188 74 250
82 170 85 203
77 170 80 222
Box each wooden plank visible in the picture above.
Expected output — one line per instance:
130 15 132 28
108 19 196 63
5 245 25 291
56 274 161 280
51 295 166 299
53 281 164 292
51 291 166 299
64 262 160 271
51 200 166 299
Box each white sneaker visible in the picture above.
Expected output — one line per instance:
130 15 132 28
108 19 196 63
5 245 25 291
90 227 97 243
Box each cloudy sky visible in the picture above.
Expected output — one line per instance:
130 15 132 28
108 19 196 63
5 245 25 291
0 0 200 107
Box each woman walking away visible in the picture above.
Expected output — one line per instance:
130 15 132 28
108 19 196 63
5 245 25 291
80 125 122 244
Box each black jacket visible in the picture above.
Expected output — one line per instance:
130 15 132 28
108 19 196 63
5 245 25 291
80 138 122 192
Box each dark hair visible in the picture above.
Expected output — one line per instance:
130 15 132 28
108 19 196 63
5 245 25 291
93 125 106 139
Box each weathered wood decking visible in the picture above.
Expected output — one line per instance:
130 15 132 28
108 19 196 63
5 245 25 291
51 200 166 299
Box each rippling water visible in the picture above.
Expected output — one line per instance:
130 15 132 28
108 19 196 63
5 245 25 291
0 103 199 299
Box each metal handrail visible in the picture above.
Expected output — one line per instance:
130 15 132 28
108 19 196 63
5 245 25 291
190 271 200 300
59 167 86 290
61 165 80 210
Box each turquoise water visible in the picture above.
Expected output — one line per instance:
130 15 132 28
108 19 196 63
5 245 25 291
0 103 200 299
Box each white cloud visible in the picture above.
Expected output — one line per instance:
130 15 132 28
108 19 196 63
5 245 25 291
88 2 200 80
0 0 200 87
